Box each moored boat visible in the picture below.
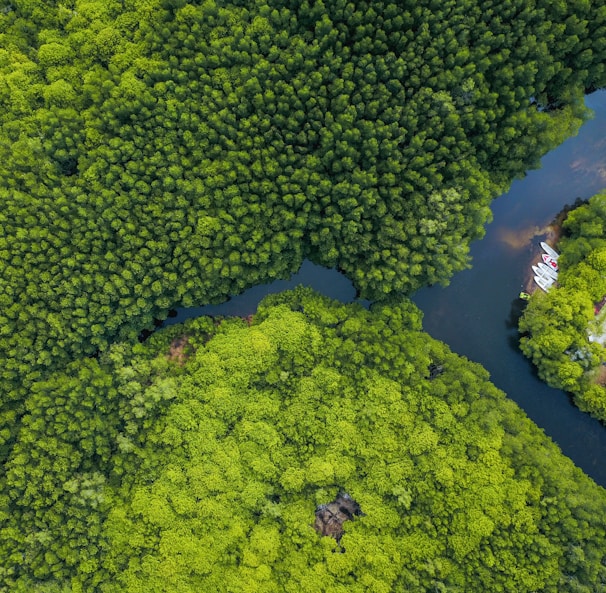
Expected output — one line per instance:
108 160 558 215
534 274 554 292
541 241 559 260
538 262 558 280
542 253 559 271
532 264 552 280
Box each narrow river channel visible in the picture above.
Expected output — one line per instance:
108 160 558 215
166 90 606 487
412 89 606 486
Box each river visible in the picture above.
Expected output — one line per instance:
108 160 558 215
166 90 606 486
412 89 606 485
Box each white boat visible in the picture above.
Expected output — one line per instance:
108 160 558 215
541 253 559 271
538 262 558 280
532 264 553 280
534 274 554 292
541 241 559 260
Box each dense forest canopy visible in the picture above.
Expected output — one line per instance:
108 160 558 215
3 2 606 590
2 289 606 592
519 190 606 423
1 0 605 395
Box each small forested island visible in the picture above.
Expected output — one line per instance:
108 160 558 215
3 1 606 591
520 190 606 423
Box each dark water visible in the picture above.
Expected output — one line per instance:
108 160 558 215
164 259 367 325
169 90 606 486
412 90 606 486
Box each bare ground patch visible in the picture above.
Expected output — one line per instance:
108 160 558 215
167 335 194 365
594 364 606 387
314 493 363 546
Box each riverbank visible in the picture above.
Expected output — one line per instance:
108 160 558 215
522 198 588 295
413 90 606 487
523 234 562 295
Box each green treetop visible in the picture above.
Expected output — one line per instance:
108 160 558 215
3 289 606 592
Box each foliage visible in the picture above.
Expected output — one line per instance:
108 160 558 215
519 190 606 422
1 0 605 415
3 2 606 589
2 289 606 592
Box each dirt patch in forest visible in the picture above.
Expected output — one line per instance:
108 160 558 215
314 493 363 545
167 335 194 365
594 365 606 387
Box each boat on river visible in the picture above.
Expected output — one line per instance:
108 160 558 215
534 274 554 292
532 264 551 279
542 253 559 271
532 264 557 282
538 262 558 280
541 241 560 260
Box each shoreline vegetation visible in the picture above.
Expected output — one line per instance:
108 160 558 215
2 1 606 591
519 190 606 423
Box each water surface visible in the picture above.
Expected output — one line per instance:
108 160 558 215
164 259 365 324
413 90 606 485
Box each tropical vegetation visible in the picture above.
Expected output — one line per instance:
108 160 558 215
3 289 606 592
520 190 606 422
3 0 606 590
1 0 604 396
